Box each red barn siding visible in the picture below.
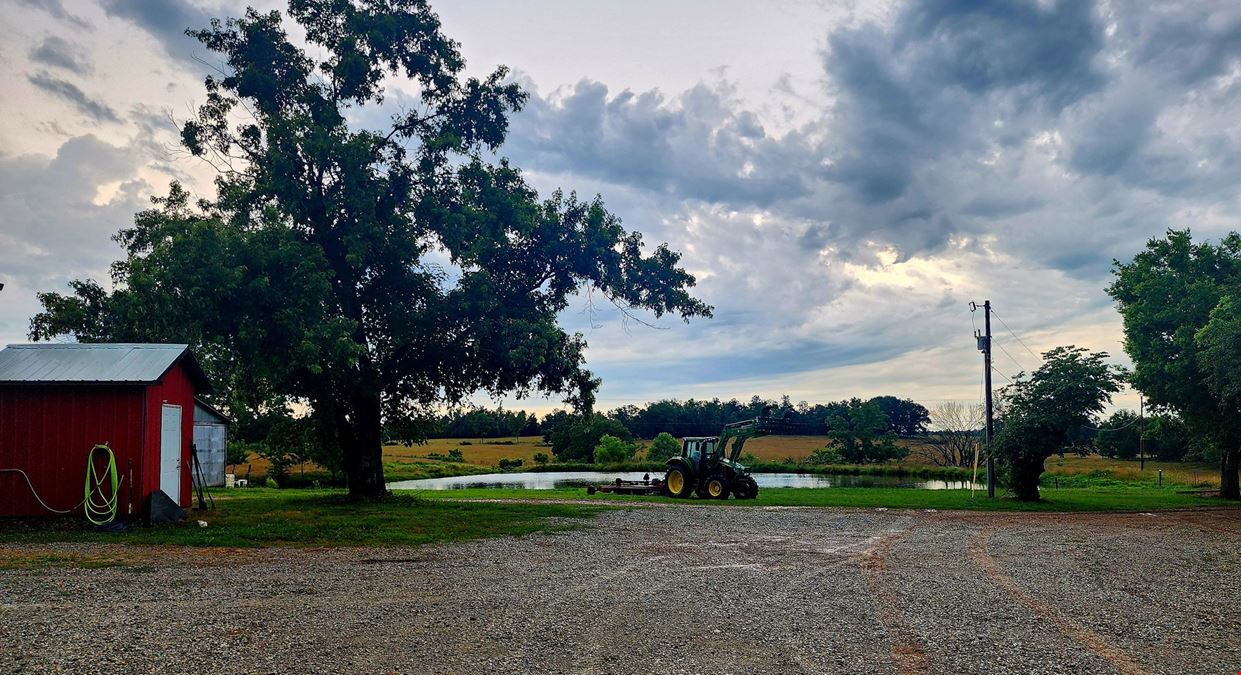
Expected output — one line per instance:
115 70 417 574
0 360 199 517
0 385 145 518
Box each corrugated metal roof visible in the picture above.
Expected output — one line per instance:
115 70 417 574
0 343 196 385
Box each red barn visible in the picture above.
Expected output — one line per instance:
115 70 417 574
0 343 211 518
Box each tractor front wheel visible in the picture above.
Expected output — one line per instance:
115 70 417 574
705 474 730 500
665 467 695 498
734 476 759 500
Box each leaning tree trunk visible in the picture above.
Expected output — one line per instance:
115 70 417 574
344 389 387 500
1221 448 1240 500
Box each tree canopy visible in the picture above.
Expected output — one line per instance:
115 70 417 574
1108 229 1241 499
29 0 710 498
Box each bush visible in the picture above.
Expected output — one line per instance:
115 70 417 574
806 447 846 465
264 477 279 489
645 432 680 463
593 434 634 464
498 458 524 470
532 451 550 466
448 448 464 462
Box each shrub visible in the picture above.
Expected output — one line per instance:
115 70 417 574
533 451 550 466
264 477 279 489
593 434 633 464
806 447 846 465
498 458 524 470
645 432 680 463
448 448 465 462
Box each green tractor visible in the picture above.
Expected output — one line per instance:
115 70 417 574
663 408 797 500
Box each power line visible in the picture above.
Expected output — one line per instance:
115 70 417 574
990 309 1042 364
990 365 1016 386
993 340 1031 375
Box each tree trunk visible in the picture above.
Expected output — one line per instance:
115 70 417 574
1221 448 1240 500
344 389 387 500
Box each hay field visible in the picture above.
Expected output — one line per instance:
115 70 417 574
385 437 548 465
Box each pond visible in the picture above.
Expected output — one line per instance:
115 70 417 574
388 471 976 491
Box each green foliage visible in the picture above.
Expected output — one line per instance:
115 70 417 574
806 447 847 465
1093 410 1141 459
226 441 251 470
605 394 927 438
426 447 466 463
259 415 314 482
993 346 1126 501
548 414 633 462
867 395 931 435
438 407 531 438
497 458 524 471
826 400 907 464
1109 229 1241 498
532 451 550 466
264 477 279 489
645 432 680 463
28 2 709 498
593 434 634 464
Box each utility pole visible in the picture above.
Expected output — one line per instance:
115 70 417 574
1138 394 1145 471
973 300 995 498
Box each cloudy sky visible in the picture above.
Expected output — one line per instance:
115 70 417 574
2 0 1240 414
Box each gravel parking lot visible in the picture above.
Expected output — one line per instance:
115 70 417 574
2 505 1238 674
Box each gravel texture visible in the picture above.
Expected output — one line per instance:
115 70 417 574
1 506 1238 674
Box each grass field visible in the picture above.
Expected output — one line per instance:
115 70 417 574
0 490 598 551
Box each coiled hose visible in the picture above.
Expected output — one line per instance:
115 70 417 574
1 443 122 524
84 444 120 525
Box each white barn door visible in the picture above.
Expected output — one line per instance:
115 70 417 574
160 404 182 503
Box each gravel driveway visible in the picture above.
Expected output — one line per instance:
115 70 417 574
2 505 1238 674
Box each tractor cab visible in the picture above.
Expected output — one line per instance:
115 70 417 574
681 437 719 473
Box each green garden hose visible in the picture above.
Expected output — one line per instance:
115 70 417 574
84 444 120 525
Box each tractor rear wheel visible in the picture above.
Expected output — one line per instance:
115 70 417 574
665 467 695 498
705 474 730 500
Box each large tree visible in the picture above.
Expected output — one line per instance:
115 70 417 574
30 1 710 498
1108 230 1241 499
992 346 1125 501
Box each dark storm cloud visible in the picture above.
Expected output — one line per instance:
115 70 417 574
15 0 92 30
27 71 120 123
99 0 212 66
895 0 1105 108
505 80 815 208
28 36 93 75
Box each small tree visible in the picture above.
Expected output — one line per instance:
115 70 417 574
548 414 632 462
993 346 1125 501
926 401 983 467
826 400 907 464
532 451 550 466
593 435 633 464
645 432 680 463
